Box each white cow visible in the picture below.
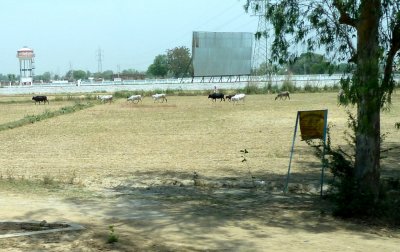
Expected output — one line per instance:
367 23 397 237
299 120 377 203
97 94 113 104
231 93 246 104
152 93 167 103
127 94 142 104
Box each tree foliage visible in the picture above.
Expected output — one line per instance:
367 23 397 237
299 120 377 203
147 54 168 77
252 53 351 75
245 0 399 106
73 70 87 80
166 46 193 78
288 52 332 74
7 74 17 82
120 69 145 80
245 0 400 212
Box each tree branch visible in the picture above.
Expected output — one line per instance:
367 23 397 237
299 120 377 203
381 20 400 105
382 21 400 88
333 0 357 27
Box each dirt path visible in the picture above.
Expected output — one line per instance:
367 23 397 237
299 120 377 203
1 184 399 252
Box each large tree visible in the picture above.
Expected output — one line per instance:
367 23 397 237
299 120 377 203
147 54 168 77
245 0 400 201
166 46 193 78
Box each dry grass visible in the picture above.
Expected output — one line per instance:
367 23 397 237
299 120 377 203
0 95 78 125
0 92 399 189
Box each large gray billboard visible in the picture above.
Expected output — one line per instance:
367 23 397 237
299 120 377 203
192 31 253 77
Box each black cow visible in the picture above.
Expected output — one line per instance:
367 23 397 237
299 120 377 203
32 96 49 105
208 93 225 102
225 94 236 102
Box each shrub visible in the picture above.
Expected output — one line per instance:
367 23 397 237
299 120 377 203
244 83 260 94
280 79 296 93
113 90 133 99
107 225 119 243
307 116 400 224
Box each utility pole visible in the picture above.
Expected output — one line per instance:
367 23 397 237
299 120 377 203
69 62 73 81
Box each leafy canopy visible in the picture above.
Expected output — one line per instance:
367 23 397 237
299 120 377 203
245 0 400 106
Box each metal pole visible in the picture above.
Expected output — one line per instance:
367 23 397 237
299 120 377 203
320 110 329 197
284 112 299 193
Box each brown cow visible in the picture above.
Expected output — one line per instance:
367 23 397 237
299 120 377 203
275 91 290 100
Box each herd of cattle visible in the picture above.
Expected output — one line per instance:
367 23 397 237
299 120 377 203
31 91 291 105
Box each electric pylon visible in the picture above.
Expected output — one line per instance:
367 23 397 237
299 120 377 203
248 0 269 76
96 48 103 73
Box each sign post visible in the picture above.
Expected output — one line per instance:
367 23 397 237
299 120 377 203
284 110 328 196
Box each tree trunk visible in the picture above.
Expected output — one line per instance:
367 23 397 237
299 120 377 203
354 0 382 200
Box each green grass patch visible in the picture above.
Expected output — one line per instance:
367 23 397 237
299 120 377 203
0 102 95 132
0 172 95 199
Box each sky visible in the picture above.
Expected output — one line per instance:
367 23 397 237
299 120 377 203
0 0 258 76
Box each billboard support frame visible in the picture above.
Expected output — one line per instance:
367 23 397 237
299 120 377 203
284 110 328 197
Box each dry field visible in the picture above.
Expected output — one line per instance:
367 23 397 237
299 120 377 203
0 92 399 251
0 92 399 187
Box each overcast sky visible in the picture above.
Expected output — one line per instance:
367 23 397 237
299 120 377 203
0 0 258 76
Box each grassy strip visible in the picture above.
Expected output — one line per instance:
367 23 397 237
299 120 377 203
0 176 94 199
0 102 95 132
0 94 98 105
112 83 343 98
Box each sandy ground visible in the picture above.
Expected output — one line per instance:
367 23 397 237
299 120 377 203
1 182 400 252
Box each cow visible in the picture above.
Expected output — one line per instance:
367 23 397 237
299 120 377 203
208 93 225 102
225 94 236 102
127 94 142 104
231 94 246 104
152 93 167 103
32 96 49 105
97 94 113 104
275 91 290 100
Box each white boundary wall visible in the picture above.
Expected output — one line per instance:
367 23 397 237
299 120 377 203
1 74 399 95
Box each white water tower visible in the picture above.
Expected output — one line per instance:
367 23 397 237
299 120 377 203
16 46 35 85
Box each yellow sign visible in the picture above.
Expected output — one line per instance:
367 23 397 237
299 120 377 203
299 110 327 140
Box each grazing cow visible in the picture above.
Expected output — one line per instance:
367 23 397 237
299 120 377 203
275 91 290 100
152 93 167 103
97 94 113 104
208 93 225 102
127 94 142 104
32 96 49 105
225 94 236 102
231 93 246 104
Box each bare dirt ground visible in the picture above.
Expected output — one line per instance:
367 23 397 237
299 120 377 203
0 93 399 251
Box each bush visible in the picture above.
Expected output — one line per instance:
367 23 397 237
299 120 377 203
244 83 260 94
107 225 119 243
303 83 318 92
281 79 296 93
114 90 134 99
307 118 400 224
